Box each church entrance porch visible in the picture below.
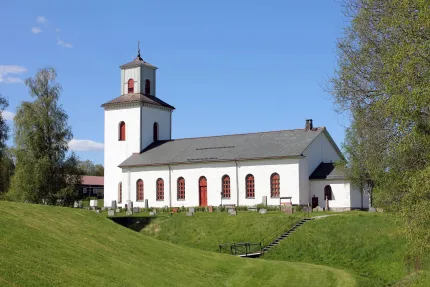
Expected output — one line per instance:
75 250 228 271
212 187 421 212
199 176 207 206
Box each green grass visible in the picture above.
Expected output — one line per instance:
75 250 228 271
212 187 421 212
140 210 312 252
263 212 427 286
0 201 355 286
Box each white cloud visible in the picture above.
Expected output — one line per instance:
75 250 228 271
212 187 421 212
57 37 72 48
36 16 47 23
68 139 104 152
1 110 15 121
0 65 27 84
31 27 42 34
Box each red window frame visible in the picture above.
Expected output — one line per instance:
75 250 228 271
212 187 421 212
222 175 231 198
128 79 134 94
156 178 164 201
177 177 185 200
118 182 122 203
145 79 150 95
246 174 255 198
119 122 126 141
270 173 280 198
136 179 144 201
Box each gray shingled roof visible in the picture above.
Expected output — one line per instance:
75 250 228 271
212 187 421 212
101 93 175 109
119 56 157 69
119 128 325 168
309 162 346 180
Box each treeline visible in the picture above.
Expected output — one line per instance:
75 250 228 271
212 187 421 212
0 68 103 205
329 0 430 270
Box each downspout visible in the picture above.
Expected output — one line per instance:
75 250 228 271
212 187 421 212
235 160 239 207
127 169 131 201
168 165 172 207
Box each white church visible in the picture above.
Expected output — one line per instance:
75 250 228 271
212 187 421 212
102 48 369 211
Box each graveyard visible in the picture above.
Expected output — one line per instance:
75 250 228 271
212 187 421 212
0 201 356 286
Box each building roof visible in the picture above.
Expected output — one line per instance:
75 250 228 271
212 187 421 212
101 93 175 110
119 127 326 168
309 162 346 180
81 176 104 186
119 55 157 69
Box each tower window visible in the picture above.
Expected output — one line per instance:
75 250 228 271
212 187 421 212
153 122 159 141
119 121 126 141
128 79 134 94
145 79 150 95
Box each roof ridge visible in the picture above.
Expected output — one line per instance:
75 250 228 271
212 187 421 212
171 127 323 142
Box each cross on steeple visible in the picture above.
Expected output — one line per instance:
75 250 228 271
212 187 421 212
137 41 141 59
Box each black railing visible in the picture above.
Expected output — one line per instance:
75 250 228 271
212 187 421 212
219 242 262 256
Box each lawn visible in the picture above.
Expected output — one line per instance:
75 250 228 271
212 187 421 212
0 201 355 286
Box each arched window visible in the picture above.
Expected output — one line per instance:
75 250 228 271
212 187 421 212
324 185 332 200
119 121 126 141
128 79 134 94
270 173 280 198
156 178 164 201
118 182 122 203
246 174 255 198
222 175 231 198
136 179 144 201
153 122 159 141
145 79 151 95
177 177 185 200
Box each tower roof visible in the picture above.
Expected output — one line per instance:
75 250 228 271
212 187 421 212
101 93 174 110
120 42 157 69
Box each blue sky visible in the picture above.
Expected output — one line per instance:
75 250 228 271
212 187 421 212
0 0 350 165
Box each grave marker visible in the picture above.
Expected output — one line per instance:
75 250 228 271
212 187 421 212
108 210 115 216
259 208 267 214
111 200 117 209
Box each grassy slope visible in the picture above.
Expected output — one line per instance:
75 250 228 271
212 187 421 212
0 202 355 287
264 213 414 286
140 211 307 252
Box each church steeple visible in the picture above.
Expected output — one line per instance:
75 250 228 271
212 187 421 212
136 41 142 61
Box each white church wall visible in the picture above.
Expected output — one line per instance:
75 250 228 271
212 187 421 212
141 106 172 150
121 67 140 94
303 132 342 175
298 159 310 206
309 179 369 209
104 105 141 207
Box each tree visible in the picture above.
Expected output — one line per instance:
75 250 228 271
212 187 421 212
78 159 104 176
0 147 14 196
328 0 430 270
0 94 9 159
7 67 81 206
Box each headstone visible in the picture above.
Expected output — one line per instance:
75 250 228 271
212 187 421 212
369 207 376 212
101 207 107 211
96 210 100 213
74 201 79 208
227 208 235 214
208 206 213 213
145 199 149 209
259 208 267 214
315 206 324 212
262 196 267 206
149 211 155 216
90 199 98 207
126 200 133 211
126 210 133 216
172 207 179 214
249 207 258 212
108 210 115 216
186 212 193 216
111 200 117 209
188 207 195 214
116 208 121 213
229 210 237 216
281 202 293 214
152 208 157 214
133 207 140 213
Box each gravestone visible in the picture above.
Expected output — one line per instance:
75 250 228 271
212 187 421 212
126 200 133 211
101 207 107 211
133 207 140 213
249 207 258 212
116 208 121 213
126 210 133 216
96 210 100 214
73 201 79 208
111 200 117 209
186 212 193 216
314 206 323 212
369 207 376 212
90 199 98 207
108 210 115 216
262 196 267 207
188 207 195 214
227 208 234 214
281 202 293 214
208 206 213 213
172 207 179 214
152 208 157 214
149 211 155 216
145 199 149 209
259 208 267 214
229 210 237 216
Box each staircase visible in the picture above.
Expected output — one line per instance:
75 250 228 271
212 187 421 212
262 218 313 253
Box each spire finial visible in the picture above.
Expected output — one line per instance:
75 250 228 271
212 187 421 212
137 41 141 58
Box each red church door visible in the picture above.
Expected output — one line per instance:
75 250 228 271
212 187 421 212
199 176 207 206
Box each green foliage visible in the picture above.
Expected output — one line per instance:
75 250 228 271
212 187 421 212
0 201 356 286
6 67 81 206
0 147 14 196
0 94 9 159
328 0 430 268
78 159 104 176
